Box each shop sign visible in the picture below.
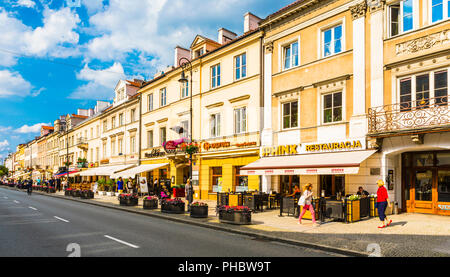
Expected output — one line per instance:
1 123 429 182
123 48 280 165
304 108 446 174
438 205 450 211
305 140 363 153
202 141 257 151
261 144 300 157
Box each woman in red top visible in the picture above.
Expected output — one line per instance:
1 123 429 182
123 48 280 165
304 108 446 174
376 180 392 228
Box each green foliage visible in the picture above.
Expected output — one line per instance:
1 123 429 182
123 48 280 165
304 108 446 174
0 165 8 177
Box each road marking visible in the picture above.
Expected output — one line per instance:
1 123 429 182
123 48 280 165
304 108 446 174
104 235 140 249
29 207 37 211
13 200 20 204
54 216 69 223
4 197 8 199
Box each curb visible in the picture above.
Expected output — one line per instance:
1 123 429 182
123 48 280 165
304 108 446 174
1 186 367 257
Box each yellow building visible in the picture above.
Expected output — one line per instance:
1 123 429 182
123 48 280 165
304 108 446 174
138 13 264 200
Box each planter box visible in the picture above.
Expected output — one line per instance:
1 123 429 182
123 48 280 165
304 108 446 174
72 190 81 198
173 188 185 198
48 187 56 194
346 199 361 223
161 202 185 214
370 197 378 217
64 190 71 196
219 210 252 225
143 199 158 210
119 197 138 206
80 191 94 199
190 206 208 218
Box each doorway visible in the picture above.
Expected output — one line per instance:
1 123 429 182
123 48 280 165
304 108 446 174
320 175 345 198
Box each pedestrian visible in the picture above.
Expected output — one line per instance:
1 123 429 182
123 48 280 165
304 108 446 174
185 178 193 209
154 178 159 195
56 178 61 192
117 177 124 194
298 183 318 226
127 178 134 194
376 180 392 228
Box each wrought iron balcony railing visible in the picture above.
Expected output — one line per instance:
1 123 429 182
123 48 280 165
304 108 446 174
368 95 450 135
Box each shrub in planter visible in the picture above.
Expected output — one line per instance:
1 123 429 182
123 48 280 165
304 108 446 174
72 190 81 198
161 198 185 214
119 194 139 206
80 190 94 199
143 196 159 210
190 202 208 218
64 188 72 196
218 206 252 225
48 187 56 193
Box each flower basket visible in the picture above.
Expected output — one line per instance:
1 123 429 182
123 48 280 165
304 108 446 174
80 190 94 199
190 203 208 218
119 194 139 206
173 187 185 198
218 206 252 225
161 198 185 214
143 197 159 210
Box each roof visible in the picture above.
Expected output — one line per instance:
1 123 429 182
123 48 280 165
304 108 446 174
70 114 89 119
42 126 54 130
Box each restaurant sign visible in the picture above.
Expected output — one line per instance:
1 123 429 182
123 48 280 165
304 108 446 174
261 144 300 157
202 141 257 151
305 140 363 153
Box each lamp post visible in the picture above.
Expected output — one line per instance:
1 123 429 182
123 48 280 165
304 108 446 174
178 57 193 210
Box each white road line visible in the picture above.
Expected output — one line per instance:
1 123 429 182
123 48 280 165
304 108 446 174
4 197 8 199
13 200 20 204
104 235 140 249
54 216 69 223
29 207 37 211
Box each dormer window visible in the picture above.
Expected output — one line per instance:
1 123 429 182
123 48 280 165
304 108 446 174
195 48 204 58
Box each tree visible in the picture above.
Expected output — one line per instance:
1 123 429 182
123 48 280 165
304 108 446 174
0 165 9 177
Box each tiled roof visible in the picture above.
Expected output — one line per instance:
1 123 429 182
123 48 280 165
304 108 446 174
71 114 89 119
42 126 54 130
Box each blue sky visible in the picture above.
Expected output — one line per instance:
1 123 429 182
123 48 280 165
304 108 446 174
0 0 293 161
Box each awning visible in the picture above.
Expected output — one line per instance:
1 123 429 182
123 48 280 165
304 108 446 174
54 171 80 178
79 164 135 177
241 150 377 176
110 163 169 179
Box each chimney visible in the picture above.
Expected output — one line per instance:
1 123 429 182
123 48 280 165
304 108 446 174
244 12 261 33
218 28 237 45
174 46 191 67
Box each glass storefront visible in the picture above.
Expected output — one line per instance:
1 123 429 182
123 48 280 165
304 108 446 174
280 175 299 195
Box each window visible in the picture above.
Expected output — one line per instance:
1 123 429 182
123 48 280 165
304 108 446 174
235 53 247 80
96 147 99 162
181 120 189 138
283 41 299 70
235 166 248 189
160 127 166 146
211 64 221 88
119 113 124 126
111 117 116 129
118 138 123 155
130 136 136 154
399 70 449 110
323 92 343 123
90 128 93 139
96 125 99 137
282 101 299 129
148 94 154 112
234 107 247 134
181 80 189 98
322 24 342 57
431 0 450 23
211 167 222 192
389 0 415 36
111 140 116 156
103 143 106 158
147 130 153 148
130 109 136 123
160 88 167 107
210 113 221 138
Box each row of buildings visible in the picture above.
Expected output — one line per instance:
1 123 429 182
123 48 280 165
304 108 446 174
3 0 450 216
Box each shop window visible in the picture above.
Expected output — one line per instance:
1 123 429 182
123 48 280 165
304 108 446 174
320 175 345 198
211 167 222 192
437 153 450 166
323 92 342 123
438 170 450 202
280 175 299 195
282 101 299 129
235 166 248 192
414 153 435 167
415 170 433 201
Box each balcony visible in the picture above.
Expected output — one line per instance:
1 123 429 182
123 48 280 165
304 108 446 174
76 137 88 150
368 96 450 136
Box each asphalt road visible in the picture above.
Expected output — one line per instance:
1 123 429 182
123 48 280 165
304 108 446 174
0 187 343 257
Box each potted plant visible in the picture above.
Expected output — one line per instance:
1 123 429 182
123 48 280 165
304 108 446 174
64 187 72 196
97 179 106 196
190 202 208 218
80 190 94 199
106 179 115 196
345 195 361 223
119 194 139 206
143 196 159 210
72 189 81 198
172 185 185 198
77 158 88 168
161 198 185 214
218 206 252 225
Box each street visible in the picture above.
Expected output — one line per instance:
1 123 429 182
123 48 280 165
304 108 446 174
0 187 343 257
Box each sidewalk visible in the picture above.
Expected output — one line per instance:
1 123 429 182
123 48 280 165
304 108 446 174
29 190 450 257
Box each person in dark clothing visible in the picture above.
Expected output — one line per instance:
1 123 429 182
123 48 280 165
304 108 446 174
357 186 370 197
56 178 61 192
26 178 33 195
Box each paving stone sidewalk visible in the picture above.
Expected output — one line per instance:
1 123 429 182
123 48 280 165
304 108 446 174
24 189 450 257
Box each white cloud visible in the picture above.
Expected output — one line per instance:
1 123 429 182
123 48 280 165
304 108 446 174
15 123 50 134
0 126 13 133
17 0 36 8
0 70 33 98
0 140 10 152
69 62 125 100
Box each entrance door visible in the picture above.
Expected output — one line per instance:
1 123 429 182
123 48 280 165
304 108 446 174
412 169 435 213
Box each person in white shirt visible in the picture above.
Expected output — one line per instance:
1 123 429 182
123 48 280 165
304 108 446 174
298 183 319 226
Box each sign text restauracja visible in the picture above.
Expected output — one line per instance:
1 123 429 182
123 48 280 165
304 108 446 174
305 140 363 152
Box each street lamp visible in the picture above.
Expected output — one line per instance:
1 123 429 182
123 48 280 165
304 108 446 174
178 57 193 210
